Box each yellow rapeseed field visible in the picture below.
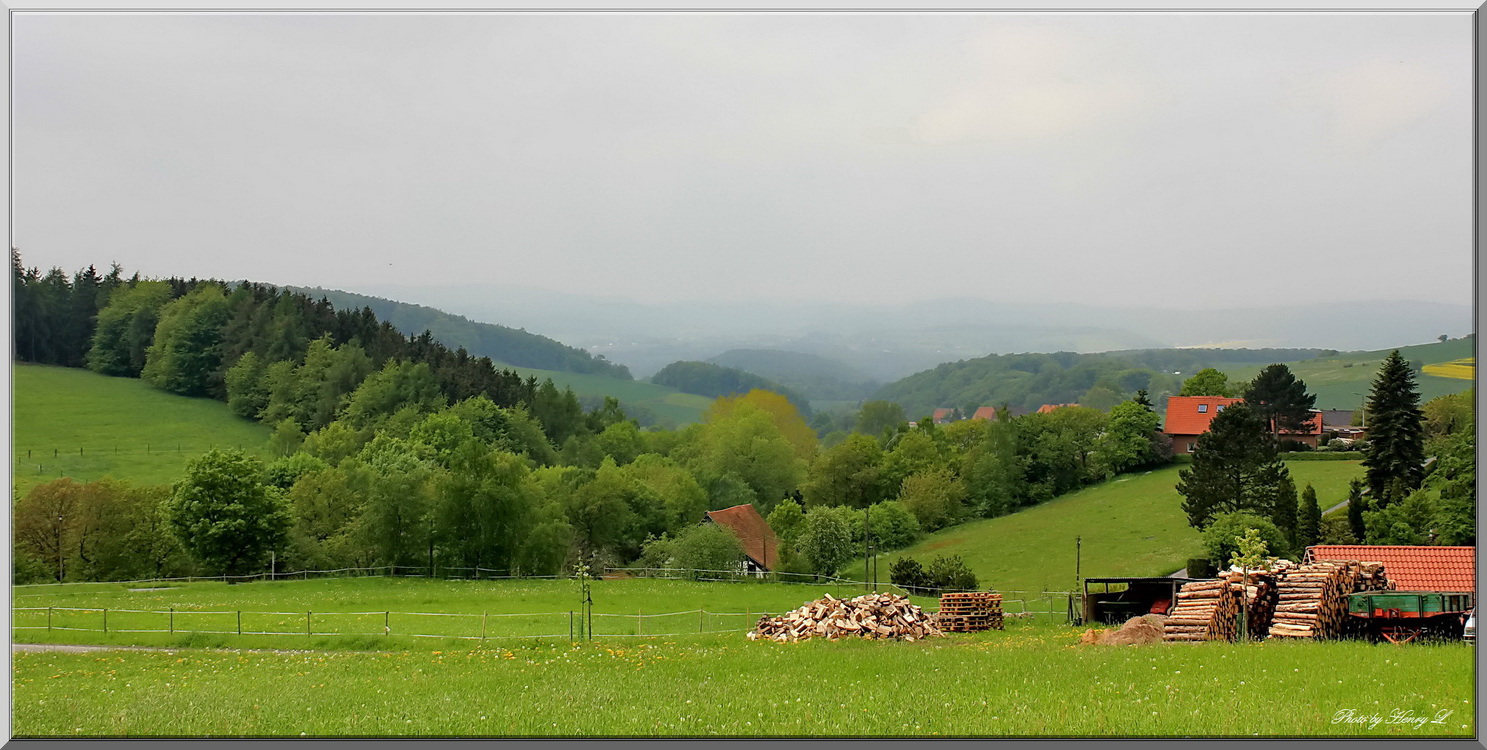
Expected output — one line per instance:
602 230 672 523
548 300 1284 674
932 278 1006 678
1423 358 1475 381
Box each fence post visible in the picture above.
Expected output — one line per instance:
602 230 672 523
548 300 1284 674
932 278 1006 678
385 612 390 636
169 607 174 634
637 609 641 636
103 609 108 633
481 612 487 642
307 611 312 637
699 609 704 632
237 610 242 635
570 611 574 641
47 607 52 632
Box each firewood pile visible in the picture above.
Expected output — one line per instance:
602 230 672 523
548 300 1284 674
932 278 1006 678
934 592 1004 632
1268 560 1390 640
747 592 943 643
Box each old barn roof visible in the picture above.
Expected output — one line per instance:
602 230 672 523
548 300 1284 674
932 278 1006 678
704 504 779 571
1306 545 1476 593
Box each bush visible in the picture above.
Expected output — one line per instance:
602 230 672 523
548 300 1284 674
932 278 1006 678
13 551 52 585
889 557 931 592
1202 512 1290 568
926 554 979 593
672 524 745 577
1285 451 1364 461
1279 440 1313 452
1186 557 1215 579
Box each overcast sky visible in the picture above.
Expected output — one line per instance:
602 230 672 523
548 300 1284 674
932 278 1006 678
12 12 1474 310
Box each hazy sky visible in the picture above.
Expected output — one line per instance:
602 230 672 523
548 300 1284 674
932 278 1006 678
13 12 1474 309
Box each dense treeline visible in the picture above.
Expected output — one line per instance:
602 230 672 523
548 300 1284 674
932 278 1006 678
705 348 879 402
872 348 1339 418
292 286 632 379
649 360 812 416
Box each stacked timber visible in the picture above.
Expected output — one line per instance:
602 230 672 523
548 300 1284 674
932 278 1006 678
747 592 943 643
1268 560 1390 640
1162 578 1241 642
934 592 1004 632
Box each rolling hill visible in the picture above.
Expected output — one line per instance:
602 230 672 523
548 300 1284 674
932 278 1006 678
843 460 1366 595
705 349 880 403
1220 337 1476 410
289 285 632 379
12 364 275 496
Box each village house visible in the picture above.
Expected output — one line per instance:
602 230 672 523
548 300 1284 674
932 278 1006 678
702 504 779 575
1036 403 1077 414
1163 395 1325 453
970 406 998 421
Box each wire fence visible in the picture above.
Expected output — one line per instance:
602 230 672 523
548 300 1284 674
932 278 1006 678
13 443 268 480
11 606 773 642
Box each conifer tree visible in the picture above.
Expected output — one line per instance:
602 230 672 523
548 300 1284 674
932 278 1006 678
1345 478 1367 542
1243 364 1316 444
1177 403 1291 529
1297 483 1322 550
1361 350 1425 507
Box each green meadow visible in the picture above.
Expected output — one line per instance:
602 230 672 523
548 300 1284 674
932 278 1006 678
498 365 714 427
1222 338 1474 411
11 363 275 496
844 460 1367 594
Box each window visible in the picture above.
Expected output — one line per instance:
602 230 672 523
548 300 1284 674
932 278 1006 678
1187 441 1196 453
1216 405 1226 412
1197 404 1208 413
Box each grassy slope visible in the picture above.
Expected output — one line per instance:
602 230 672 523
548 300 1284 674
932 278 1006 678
11 364 274 496
846 461 1365 595
1222 338 1475 411
500 365 714 427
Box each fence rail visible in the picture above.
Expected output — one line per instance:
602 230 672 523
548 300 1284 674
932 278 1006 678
11 606 765 642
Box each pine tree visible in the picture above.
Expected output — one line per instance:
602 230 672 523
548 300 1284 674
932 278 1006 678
1345 478 1367 542
1267 470 1299 556
1133 389 1154 411
1361 350 1425 508
1176 403 1290 529
1297 483 1322 550
1243 364 1316 444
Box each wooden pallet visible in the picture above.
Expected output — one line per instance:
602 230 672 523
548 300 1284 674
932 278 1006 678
935 592 1004 632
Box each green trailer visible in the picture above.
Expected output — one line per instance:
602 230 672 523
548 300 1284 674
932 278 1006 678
1346 591 1475 644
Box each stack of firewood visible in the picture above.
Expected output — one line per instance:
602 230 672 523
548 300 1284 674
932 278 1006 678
1268 560 1389 640
934 592 1004 632
747 592 943 643
1162 578 1242 642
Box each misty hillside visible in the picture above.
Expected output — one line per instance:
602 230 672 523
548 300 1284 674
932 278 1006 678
705 349 880 402
353 283 1471 382
290 286 632 379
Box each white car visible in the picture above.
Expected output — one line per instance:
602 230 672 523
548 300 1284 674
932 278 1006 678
1464 609 1475 642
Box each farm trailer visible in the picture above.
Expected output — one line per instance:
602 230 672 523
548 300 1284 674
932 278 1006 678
1346 591 1475 644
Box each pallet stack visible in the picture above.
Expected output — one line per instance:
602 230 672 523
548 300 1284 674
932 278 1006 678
747 592 943 642
934 592 1004 632
1268 560 1389 640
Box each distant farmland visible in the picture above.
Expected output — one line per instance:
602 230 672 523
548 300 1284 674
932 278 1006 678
1423 357 1475 381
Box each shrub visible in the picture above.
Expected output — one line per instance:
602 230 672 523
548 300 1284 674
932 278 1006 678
889 556 931 593
926 554 979 593
1186 557 1215 579
1202 512 1289 569
672 524 745 577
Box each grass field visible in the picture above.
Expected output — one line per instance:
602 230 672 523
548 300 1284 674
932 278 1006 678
1222 339 1475 411
498 365 714 427
9 577 1475 737
11 364 275 496
844 460 1367 594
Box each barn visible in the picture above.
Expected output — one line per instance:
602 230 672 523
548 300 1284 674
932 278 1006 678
702 504 780 575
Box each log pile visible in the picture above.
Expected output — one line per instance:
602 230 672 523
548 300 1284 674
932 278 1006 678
935 592 1004 632
1268 560 1390 640
747 592 943 642
1162 578 1242 642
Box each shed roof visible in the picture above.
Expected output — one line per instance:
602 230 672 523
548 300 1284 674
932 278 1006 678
703 504 779 571
1307 545 1475 593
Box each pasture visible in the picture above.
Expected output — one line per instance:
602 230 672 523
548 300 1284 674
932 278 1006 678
844 460 1366 593
498 365 714 427
11 363 274 495
1221 338 1474 411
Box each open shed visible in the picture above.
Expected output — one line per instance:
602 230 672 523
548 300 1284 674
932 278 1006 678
1082 577 1192 625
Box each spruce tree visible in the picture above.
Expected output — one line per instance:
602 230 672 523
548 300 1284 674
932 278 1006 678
1243 364 1316 444
1176 403 1290 529
1267 470 1299 556
1297 483 1322 550
1361 350 1426 507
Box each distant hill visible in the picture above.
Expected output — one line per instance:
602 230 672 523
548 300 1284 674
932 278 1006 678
648 361 812 416
290 286 632 380
1219 337 1476 410
705 349 879 402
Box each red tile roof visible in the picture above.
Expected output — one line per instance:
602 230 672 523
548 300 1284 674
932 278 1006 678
1307 545 1475 593
1163 396 1243 435
704 504 780 571
970 406 997 421
932 408 955 423
1036 403 1077 414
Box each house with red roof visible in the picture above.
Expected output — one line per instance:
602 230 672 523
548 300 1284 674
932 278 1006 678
703 504 779 574
1163 395 1325 453
931 408 958 425
1036 403 1077 414
1306 545 1475 594
970 406 998 421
